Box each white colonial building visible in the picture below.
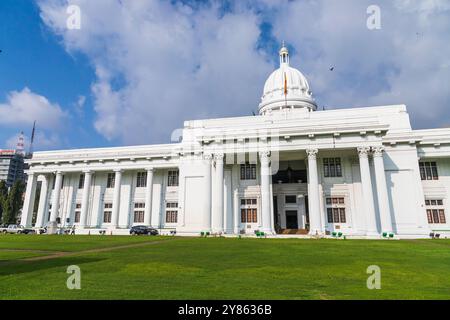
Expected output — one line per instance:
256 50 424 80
20 46 450 238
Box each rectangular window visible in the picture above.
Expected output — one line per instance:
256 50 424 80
165 202 178 223
240 198 258 223
74 203 81 223
133 203 145 223
326 197 346 223
419 162 439 180
425 199 446 224
78 173 85 189
106 173 115 188
168 170 179 187
240 164 257 180
323 158 342 178
136 172 147 188
103 203 112 223
285 195 297 204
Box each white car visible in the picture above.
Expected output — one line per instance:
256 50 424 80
1 224 35 234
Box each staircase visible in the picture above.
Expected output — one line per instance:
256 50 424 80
279 229 309 235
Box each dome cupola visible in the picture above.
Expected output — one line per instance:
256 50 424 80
259 44 317 115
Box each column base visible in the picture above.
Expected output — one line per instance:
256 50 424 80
47 221 58 235
308 229 324 236
365 231 381 237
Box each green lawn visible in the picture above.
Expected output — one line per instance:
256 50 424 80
0 235 449 300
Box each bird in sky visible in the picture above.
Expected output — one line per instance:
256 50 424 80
329 66 334 71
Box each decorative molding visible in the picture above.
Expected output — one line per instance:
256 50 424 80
357 146 370 158
372 146 385 157
203 153 213 161
305 148 318 160
259 151 270 162
214 153 224 161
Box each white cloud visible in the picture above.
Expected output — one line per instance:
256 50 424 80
0 87 67 128
0 87 68 150
38 0 273 144
270 0 450 128
37 0 450 146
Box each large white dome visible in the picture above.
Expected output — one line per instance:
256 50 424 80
259 45 317 115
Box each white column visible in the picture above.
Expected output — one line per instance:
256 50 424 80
204 154 213 231
212 153 224 233
260 151 273 234
372 146 393 233
358 147 378 235
80 170 92 228
144 168 154 226
111 169 122 228
50 171 63 222
306 148 322 235
20 173 37 227
35 174 49 228
233 189 240 234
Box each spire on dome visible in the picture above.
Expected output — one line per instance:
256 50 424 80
279 42 289 66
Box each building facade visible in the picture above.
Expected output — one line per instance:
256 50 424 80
20 46 450 238
0 150 26 188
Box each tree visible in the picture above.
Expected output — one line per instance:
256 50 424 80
2 180 25 225
0 180 8 223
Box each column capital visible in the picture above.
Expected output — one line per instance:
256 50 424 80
259 151 270 161
357 146 371 158
306 148 318 160
82 169 93 174
203 153 213 160
113 168 123 173
55 171 63 176
214 153 224 161
372 146 385 157
145 167 154 173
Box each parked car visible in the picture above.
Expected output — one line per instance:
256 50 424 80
1 224 35 234
129 225 158 236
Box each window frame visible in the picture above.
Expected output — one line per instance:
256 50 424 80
74 203 82 223
167 170 179 187
106 173 115 188
240 163 257 181
326 197 347 224
136 172 147 188
133 202 145 223
165 202 178 223
240 198 258 223
103 203 113 223
78 173 85 189
323 158 342 178
425 199 446 224
419 162 439 181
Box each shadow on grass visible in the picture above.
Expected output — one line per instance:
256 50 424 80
0 256 105 276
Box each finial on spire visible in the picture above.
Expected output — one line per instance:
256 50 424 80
279 42 289 66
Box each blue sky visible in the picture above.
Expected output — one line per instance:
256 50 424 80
0 0 110 150
1 0 449 151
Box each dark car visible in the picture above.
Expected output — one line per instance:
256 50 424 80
129 225 158 236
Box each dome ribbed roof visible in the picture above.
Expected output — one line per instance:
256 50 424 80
259 45 317 115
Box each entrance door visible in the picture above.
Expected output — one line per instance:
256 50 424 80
285 210 298 229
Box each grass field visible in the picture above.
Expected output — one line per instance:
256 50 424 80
1 235 450 300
